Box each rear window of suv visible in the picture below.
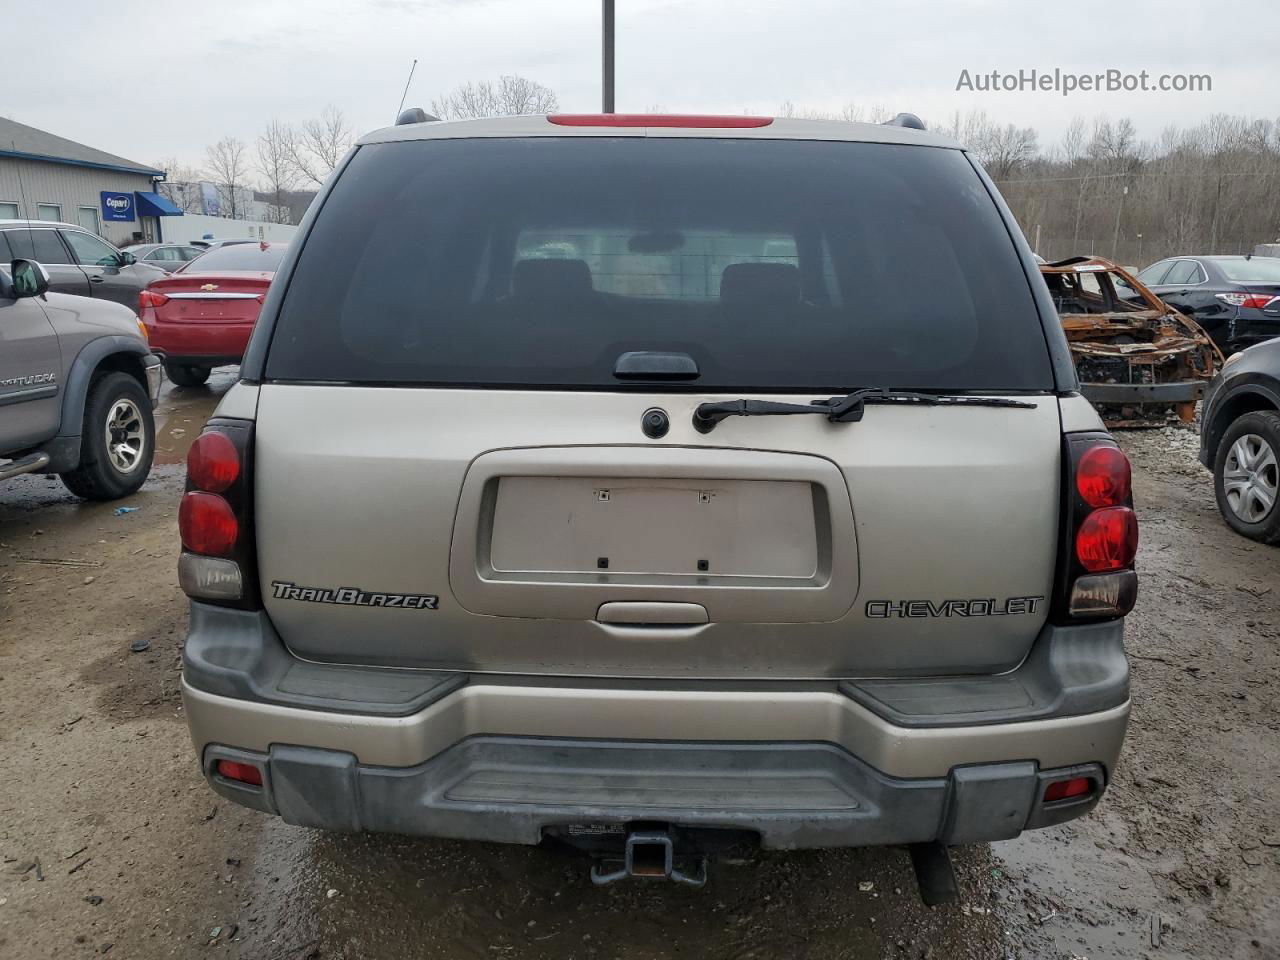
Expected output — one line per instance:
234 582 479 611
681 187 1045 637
266 137 1052 391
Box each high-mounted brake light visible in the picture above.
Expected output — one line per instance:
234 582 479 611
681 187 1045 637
548 114 773 128
139 290 169 309
188 432 240 493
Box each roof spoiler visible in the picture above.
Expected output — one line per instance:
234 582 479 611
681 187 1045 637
396 107 440 126
882 112 926 131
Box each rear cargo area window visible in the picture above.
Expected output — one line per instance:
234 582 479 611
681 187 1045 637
266 137 1052 391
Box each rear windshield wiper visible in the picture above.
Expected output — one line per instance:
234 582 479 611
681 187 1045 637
692 388 1038 433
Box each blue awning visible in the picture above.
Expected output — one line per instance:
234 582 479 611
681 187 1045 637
135 191 183 216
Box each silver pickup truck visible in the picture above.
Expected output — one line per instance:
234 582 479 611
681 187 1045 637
1 259 160 499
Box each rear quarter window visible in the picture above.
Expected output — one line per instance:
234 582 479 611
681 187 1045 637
266 137 1052 392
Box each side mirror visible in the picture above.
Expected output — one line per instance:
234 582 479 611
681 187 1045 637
119 251 137 266
11 259 50 298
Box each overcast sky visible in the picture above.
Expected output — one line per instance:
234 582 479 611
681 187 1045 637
6 0 1278 173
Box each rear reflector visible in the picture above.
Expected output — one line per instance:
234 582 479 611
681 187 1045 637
1076 445 1132 508
548 113 773 128
178 552 244 600
1043 777 1093 803
187 431 240 493
179 491 239 556
1076 506 1138 573
215 759 263 787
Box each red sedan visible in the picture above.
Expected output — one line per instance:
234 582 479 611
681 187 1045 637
138 242 287 386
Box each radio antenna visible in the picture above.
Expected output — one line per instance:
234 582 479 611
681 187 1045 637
11 139 38 261
396 59 419 121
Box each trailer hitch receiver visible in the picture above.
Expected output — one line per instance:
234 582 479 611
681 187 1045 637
589 828 708 887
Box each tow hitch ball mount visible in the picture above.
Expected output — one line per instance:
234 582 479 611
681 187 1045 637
590 828 708 888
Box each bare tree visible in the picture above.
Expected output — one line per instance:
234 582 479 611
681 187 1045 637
205 137 251 220
257 119 299 224
290 105 354 188
153 157 207 213
430 75 558 120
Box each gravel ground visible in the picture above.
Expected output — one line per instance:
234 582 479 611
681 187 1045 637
1 384 1276 959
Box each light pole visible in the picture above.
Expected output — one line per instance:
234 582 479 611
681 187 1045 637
1112 185 1128 261
602 0 615 113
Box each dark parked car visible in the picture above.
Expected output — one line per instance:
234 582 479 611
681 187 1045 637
1137 255 1280 353
1199 337 1280 543
0 220 166 311
121 242 207 273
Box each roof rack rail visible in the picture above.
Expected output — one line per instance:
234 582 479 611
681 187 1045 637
396 107 440 126
883 112 926 131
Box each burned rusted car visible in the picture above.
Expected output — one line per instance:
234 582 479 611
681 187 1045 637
1040 256 1223 427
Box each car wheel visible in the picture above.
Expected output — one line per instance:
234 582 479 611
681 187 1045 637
164 362 211 387
59 371 156 501
1213 410 1280 544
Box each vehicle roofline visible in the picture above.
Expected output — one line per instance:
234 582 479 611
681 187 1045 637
356 115 965 150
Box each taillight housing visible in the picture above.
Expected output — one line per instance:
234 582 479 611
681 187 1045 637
139 289 170 310
1216 292 1276 310
178 418 259 609
1053 433 1138 622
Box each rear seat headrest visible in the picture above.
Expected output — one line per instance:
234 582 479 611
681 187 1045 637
512 258 594 300
719 262 802 308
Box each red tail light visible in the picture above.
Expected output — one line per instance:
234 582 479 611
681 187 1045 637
139 289 170 309
1216 292 1276 310
179 419 259 609
179 492 238 556
1076 506 1139 572
548 113 773 128
1055 435 1138 621
188 432 240 493
215 759 263 786
1043 776 1094 803
1076 445 1131 507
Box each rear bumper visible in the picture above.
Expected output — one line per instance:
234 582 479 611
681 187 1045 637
201 736 1108 849
147 319 252 362
182 604 1130 848
1080 380 1204 404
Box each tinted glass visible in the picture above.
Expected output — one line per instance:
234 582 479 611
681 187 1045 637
4 229 72 264
183 244 287 272
63 230 120 266
1137 261 1172 286
0 231 10 262
1163 261 1199 285
1217 258 1280 283
268 138 1053 391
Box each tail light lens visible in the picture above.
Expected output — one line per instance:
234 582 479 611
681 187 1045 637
1216 292 1275 310
1054 434 1138 622
179 492 238 555
179 419 258 608
187 432 240 493
1076 507 1139 572
139 289 170 309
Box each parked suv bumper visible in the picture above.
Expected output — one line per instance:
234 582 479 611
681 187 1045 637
182 604 1130 848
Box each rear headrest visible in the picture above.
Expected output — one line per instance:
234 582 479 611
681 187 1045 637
719 262 802 308
512 258 594 300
